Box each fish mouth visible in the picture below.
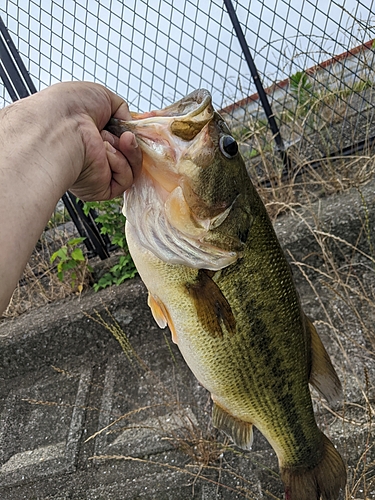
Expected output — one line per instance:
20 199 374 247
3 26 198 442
106 89 214 148
113 90 241 270
106 89 215 193
156 89 214 141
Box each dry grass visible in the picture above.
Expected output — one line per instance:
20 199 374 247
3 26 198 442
4 78 375 498
1 226 92 320
239 116 375 222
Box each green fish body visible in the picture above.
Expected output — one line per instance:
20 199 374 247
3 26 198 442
107 89 346 500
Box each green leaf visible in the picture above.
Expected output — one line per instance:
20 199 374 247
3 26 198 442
61 260 77 271
94 273 115 290
115 274 128 285
71 248 85 261
50 247 68 263
67 237 86 246
82 201 100 215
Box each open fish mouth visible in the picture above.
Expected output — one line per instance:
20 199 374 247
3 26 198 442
106 89 216 195
106 89 215 145
106 89 240 270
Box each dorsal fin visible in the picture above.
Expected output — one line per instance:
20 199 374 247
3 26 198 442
305 315 343 406
212 402 253 450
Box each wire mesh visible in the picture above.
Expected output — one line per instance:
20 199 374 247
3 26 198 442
225 0 375 158
0 0 374 201
1 1 246 110
1 1 374 158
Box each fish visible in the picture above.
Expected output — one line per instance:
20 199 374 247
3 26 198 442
106 89 347 500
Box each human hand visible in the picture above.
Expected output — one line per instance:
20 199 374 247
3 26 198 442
0 81 143 315
33 81 143 201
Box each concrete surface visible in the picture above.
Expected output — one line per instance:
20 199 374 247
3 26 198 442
1 182 375 499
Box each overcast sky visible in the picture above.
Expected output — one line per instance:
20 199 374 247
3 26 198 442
1 0 374 111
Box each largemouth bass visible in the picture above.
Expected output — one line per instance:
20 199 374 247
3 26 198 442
107 89 346 500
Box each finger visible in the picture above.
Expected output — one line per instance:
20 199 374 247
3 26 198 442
105 88 132 121
101 130 142 183
104 141 135 198
113 101 132 121
101 130 119 149
118 131 143 182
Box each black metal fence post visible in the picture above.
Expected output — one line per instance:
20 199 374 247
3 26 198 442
223 0 292 172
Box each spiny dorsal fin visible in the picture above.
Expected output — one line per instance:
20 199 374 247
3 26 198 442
212 402 253 450
305 315 343 406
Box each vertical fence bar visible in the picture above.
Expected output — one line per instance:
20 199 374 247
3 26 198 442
0 16 37 96
222 0 292 172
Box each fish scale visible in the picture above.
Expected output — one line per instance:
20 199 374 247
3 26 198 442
107 88 346 500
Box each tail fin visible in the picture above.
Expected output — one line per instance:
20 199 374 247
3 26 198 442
280 433 346 500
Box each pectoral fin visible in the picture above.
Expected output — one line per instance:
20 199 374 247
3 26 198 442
148 294 178 343
305 315 342 405
212 402 253 450
148 294 168 329
186 270 236 338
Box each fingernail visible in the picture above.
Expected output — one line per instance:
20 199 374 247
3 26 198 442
131 134 138 148
105 141 116 154
106 133 115 145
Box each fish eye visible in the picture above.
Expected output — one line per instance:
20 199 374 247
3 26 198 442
219 135 238 158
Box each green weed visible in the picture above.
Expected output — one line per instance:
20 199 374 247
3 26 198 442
83 199 137 290
50 237 92 292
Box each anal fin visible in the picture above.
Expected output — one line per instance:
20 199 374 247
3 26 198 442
212 402 253 450
305 315 343 406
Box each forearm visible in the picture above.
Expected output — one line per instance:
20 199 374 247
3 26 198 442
0 81 141 316
0 93 83 314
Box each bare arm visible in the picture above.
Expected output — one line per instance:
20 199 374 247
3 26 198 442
0 81 142 315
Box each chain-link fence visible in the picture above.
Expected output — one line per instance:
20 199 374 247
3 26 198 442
1 0 375 227
2 2 374 130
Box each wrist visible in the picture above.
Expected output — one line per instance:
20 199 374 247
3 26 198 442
0 92 85 196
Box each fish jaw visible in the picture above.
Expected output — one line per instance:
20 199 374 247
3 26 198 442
106 89 215 193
